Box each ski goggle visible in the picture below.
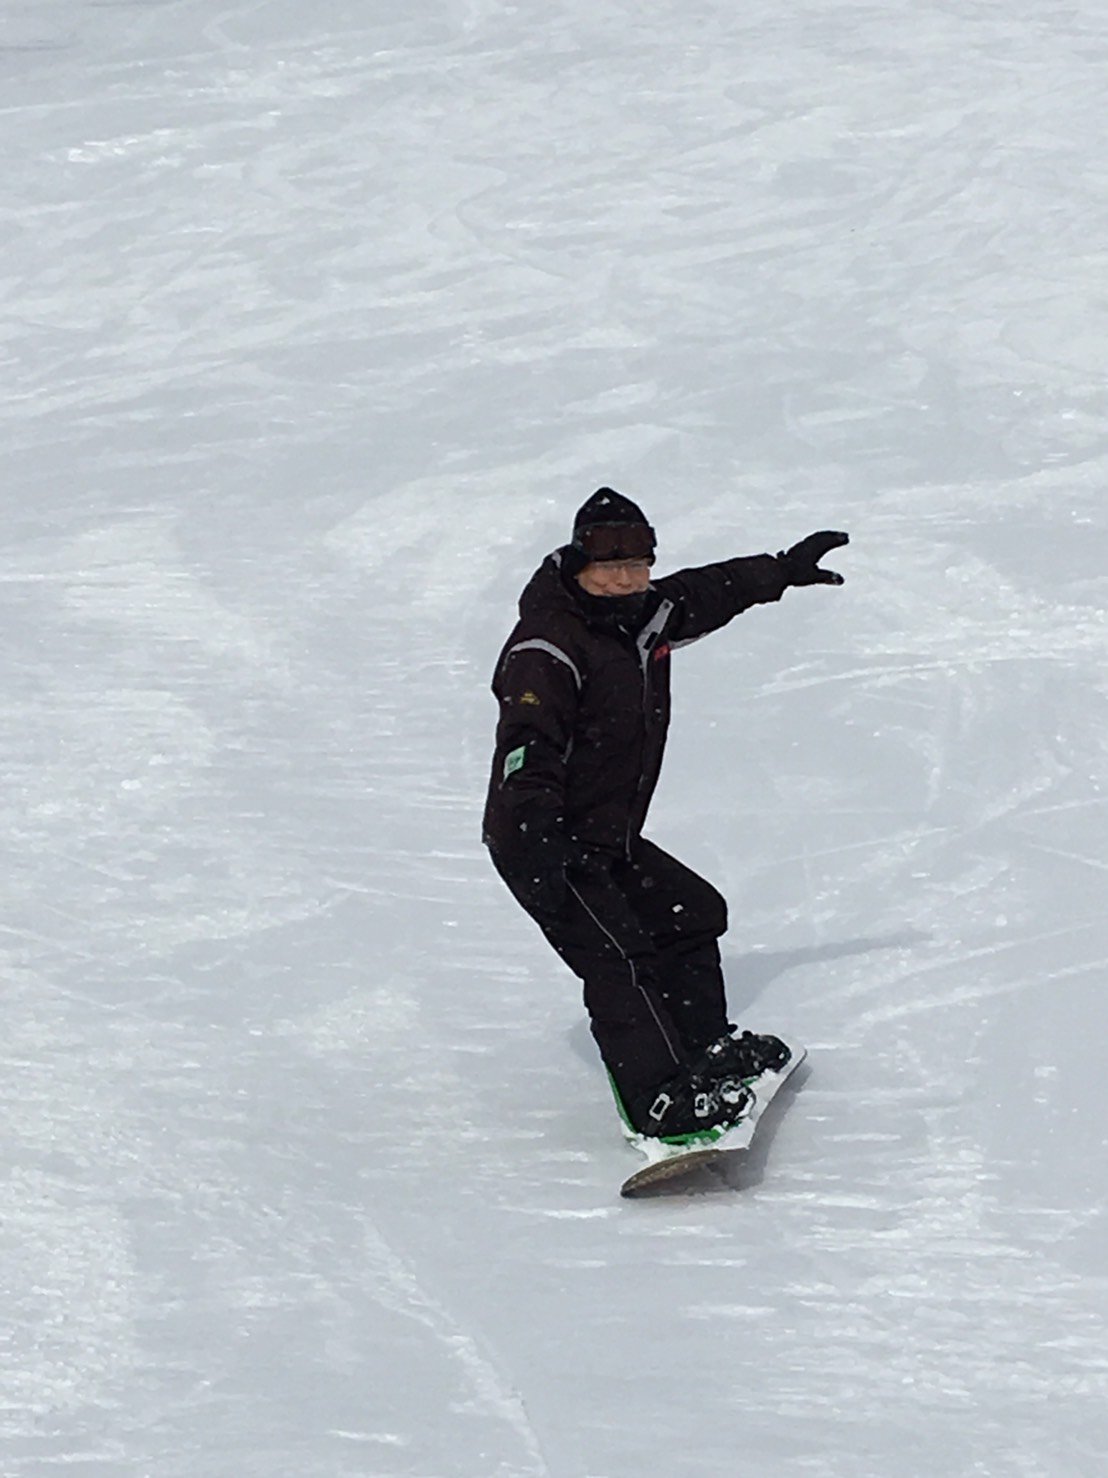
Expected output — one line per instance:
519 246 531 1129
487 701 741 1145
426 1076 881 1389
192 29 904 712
573 522 657 563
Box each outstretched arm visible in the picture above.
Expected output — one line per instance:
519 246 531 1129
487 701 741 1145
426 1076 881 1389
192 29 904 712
654 531 849 645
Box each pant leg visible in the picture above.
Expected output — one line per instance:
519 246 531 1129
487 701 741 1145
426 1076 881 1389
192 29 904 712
488 848 690 1112
615 840 731 1054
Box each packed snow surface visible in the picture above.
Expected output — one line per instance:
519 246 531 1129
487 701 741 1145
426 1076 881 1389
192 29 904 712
2 1 1106 1474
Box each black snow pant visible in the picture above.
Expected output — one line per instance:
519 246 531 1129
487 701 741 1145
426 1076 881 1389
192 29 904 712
490 838 730 1126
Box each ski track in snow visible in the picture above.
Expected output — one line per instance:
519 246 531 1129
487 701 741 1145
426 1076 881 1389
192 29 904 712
360 1212 552 1477
1 0 1107 1474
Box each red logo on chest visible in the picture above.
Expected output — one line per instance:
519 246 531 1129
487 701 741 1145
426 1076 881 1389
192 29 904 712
653 642 671 663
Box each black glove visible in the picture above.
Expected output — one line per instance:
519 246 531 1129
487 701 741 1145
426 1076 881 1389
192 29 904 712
517 829 573 925
777 531 849 587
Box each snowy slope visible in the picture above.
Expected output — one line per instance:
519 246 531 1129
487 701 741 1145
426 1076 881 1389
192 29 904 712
2 1 1107 1474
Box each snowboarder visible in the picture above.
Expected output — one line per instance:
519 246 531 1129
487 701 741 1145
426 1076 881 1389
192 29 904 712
483 489 848 1142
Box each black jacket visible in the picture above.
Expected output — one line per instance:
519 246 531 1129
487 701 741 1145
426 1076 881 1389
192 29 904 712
483 548 788 862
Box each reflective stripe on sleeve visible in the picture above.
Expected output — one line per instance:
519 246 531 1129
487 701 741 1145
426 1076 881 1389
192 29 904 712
503 639 583 691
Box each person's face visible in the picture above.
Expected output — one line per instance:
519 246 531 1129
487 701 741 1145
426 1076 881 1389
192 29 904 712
576 557 652 598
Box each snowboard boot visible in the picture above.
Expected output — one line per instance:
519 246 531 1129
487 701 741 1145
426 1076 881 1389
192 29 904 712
702 1027 791 1083
629 1063 755 1144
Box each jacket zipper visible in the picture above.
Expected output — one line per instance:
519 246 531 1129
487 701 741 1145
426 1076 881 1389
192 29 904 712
626 627 656 858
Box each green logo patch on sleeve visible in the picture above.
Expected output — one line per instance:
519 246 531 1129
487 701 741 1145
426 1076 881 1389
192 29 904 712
503 744 526 781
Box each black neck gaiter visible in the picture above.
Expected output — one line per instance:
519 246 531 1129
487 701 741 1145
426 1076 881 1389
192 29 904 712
568 581 650 634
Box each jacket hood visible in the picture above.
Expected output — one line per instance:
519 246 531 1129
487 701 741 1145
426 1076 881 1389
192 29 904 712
517 551 577 622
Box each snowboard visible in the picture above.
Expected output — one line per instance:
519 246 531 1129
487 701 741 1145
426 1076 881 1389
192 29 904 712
619 1044 807 1198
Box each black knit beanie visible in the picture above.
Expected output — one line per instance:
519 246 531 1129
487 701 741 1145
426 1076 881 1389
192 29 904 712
572 487 652 539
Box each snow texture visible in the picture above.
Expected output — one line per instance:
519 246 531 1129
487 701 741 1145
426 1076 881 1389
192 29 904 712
1 0 1106 1474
